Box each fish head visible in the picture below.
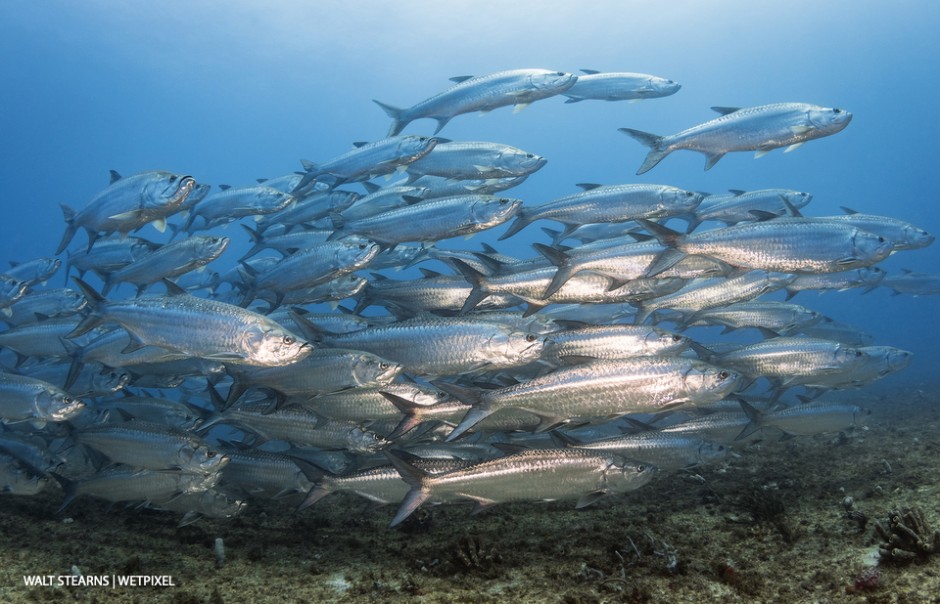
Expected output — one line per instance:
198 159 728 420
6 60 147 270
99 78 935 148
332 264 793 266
806 106 853 134
352 353 402 387
89 366 131 394
472 197 523 226
184 442 230 474
684 360 742 401
336 236 381 268
606 459 656 494
243 324 313 366
346 426 389 454
642 76 681 98
0 276 28 307
697 441 729 465
501 149 547 176
489 328 547 365
645 328 691 356
858 345 913 376
782 190 813 209
849 229 894 265
660 187 705 214
181 183 212 211
399 135 438 162
898 224 936 250
325 275 368 300
142 172 197 213
200 236 230 258
46 393 86 422
529 70 579 94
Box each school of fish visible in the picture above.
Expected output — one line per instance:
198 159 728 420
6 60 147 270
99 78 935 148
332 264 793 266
0 67 935 529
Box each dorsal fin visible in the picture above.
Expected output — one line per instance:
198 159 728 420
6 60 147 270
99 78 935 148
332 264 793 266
218 184 231 191
711 106 741 116
352 141 369 148
579 69 600 75
840 206 859 215
162 279 187 296
109 170 122 184
575 183 602 191
449 75 474 83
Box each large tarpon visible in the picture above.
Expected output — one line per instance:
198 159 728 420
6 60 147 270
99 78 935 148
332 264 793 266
640 218 893 277
500 183 703 240
374 69 578 136
68 278 311 367
439 356 741 441
295 135 437 190
562 69 680 103
386 448 654 527
57 170 196 254
621 102 852 174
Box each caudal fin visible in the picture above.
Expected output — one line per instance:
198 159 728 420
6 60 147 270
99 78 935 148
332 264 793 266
619 128 669 175
55 204 78 255
373 100 411 137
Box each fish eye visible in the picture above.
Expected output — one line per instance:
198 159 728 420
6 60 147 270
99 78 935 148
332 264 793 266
283 335 294 345
358 243 366 250
207 451 217 458
833 108 842 114
877 236 885 243
436 390 447 399
855 350 863 357
525 334 536 342
672 335 684 342
380 362 390 370
718 370 730 379
499 198 508 204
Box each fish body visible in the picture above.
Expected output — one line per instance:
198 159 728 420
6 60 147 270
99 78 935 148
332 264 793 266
680 300 824 335
710 336 870 387
542 324 690 364
3 257 61 288
621 102 852 174
689 188 813 231
442 356 741 440
244 236 379 304
69 279 311 367
387 448 653 527
297 135 437 188
0 372 85 424
3 288 88 326
305 314 547 376
105 235 229 295
73 421 227 474
184 185 295 231
57 170 196 253
559 429 726 471
333 195 521 246
374 69 578 136
643 218 893 276
813 211 935 251
405 141 546 181
563 70 680 103
501 183 703 240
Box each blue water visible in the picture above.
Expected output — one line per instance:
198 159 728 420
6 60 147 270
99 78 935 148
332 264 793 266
1 1 937 384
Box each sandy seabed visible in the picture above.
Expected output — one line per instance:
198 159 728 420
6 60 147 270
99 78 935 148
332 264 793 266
1 381 939 604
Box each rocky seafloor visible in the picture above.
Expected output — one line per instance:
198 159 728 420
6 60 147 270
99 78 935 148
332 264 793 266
2 378 939 604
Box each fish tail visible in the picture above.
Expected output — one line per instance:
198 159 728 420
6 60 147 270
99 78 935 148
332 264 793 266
385 450 431 528
66 277 106 339
497 210 531 241
532 242 575 299
373 99 409 137
55 204 78 255
619 128 668 175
